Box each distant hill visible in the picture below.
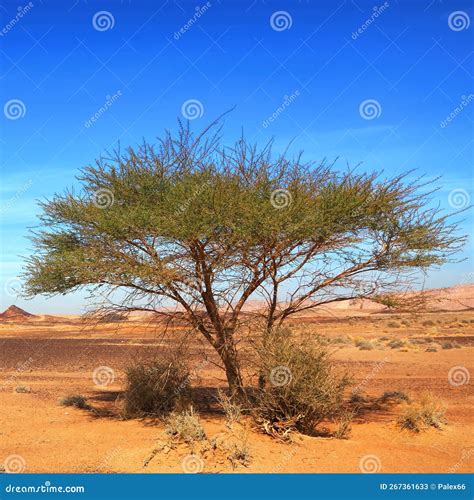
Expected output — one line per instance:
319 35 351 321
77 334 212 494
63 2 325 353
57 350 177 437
0 305 37 321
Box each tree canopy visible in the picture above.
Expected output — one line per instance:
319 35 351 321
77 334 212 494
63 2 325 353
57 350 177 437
23 121 465 394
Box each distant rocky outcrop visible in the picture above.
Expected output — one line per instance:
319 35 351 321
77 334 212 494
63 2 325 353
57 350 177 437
0 305 37 321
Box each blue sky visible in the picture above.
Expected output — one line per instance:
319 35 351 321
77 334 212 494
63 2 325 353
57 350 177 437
1 0 473 313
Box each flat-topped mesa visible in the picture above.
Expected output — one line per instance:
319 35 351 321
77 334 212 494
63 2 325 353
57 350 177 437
0 305 36 320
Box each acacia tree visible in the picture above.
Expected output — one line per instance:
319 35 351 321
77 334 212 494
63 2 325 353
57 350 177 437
23 122 464 397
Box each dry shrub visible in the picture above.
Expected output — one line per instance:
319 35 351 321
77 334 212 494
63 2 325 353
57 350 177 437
380 390 410 403
227 434 251 469
388 339 405 349
15 385 31 393
124 358 190 418
398 393 446 432
216 389 242 427
254 328 350 436
61 394 90 410
165 408 206 444
333 409 354 439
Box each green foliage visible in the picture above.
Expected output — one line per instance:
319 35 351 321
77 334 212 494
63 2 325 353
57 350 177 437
23 122 463 303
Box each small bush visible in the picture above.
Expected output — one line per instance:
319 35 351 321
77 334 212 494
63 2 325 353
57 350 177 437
380 390 409 403
398 394 446 432
422 320 435 327
387 321 401 328
334 409 354 439
124 359 190 417
388 339 405 349
425 346 438 352
379 336 390 341
441 341 455 350
15 385 31 393
332 336 352 345
356 340 374 350
61 394 90 410
165 408 206 444
349 388 367 404
227 435 251 469
254 329 350 436
216 389 242 427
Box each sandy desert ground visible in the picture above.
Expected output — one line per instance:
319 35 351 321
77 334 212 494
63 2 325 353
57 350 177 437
0 286 473 474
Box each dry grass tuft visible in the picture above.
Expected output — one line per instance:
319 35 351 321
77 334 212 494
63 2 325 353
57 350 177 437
398 393 446 433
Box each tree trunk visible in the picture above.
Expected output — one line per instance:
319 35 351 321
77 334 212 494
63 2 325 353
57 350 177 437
215 328 245 401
